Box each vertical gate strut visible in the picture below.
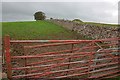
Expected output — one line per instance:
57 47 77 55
4 35 12 79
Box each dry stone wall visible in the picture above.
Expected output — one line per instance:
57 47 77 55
50 19 119 39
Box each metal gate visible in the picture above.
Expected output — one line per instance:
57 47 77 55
4 35 120 79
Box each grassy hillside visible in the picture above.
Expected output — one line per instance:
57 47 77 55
2 21 80 40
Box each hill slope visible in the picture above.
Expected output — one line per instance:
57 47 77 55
51 19 119 39
2 21 82 40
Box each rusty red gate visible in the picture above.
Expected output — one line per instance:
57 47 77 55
4 35 120 79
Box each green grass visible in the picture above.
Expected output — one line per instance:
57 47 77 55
2 20 78 40
3 20 117 40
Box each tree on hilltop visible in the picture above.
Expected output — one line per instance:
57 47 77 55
34 11 46 21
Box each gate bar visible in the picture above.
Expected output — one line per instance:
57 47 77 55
10 38 120 43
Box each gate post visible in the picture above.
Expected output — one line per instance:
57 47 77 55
23 47 28 79
4 35 12 79
88 41 94 78
68 44 74 69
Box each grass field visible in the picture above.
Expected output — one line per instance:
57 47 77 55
3 20 118 40
2 21 78 40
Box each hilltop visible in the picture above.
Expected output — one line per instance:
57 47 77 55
2 20 119 40
2 21 84 40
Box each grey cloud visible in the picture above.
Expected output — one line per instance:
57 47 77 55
2 2 118 24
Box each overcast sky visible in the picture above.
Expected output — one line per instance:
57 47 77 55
1 0 120 24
